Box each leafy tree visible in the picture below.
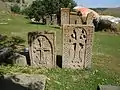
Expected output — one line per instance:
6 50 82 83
26 0 47 23
26 0 77 24
43 0 59 21
11 4 20 13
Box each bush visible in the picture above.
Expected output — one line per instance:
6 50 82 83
0 34 25 52
11 4 20 13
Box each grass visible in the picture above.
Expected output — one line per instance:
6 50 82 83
0 13 120 90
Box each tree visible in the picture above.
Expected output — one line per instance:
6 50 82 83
26 0 47 23
57 0 77 25
26 0 77 24
11 4 20 13
43 0 59 21
44 0 77 24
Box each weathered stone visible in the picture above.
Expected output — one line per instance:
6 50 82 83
62 24 94 69
76 16 83 24
0 74 47 90
0 48 12 63
8 53 27 66
70 13 82 24
28 31 56 68
97 85 120 90
61 8 70 25
86 12 95 25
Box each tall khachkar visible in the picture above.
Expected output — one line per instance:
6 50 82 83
62 24 94 69
28 31 56 68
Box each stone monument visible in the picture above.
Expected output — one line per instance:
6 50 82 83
28 31 56 68
62 24 94 69
61 8 70 25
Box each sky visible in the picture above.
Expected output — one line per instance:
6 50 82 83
74 0 120 8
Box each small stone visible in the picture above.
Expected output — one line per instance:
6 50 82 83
8 53 27 66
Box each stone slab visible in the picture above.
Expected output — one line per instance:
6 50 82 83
0 74 47 90
97 85 120 90
62 24 94 69
28 31 56 68
61 8 70 25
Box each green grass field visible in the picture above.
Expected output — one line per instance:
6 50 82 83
0 13 120 90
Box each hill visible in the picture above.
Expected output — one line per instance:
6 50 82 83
0 0 10 12
91 7 120 17
102 8 120 17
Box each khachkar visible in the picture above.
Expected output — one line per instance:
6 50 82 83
28 31 56 68
62 24 94 69
61 8 70 25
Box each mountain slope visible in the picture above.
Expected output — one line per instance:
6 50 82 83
91 7 120 17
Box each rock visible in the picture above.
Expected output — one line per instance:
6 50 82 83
0 48 12 63
93 19 118 32
8 53 27 66
0 74 47 90
97 85 120 90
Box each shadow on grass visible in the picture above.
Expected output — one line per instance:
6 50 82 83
20 52 30 65
49 25 61 29
28 22 45 25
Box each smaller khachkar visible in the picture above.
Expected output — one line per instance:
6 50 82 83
62 24 94 69
61 8 70 25
28 31 56 68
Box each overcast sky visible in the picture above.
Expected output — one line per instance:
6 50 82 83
74 0 120 8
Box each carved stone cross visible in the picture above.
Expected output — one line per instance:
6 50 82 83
28 31 56 68
36 37 51 64
63 25 94 69
70 28 86 62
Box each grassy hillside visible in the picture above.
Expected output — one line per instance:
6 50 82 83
0 14 120 90
102 8 120 17
91 7 120 17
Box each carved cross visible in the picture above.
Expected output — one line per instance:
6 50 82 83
36 37 51 64
70 28 86 61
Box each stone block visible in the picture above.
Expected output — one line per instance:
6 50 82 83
61 8 70 25
28 31 56 68
62 24 94 69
